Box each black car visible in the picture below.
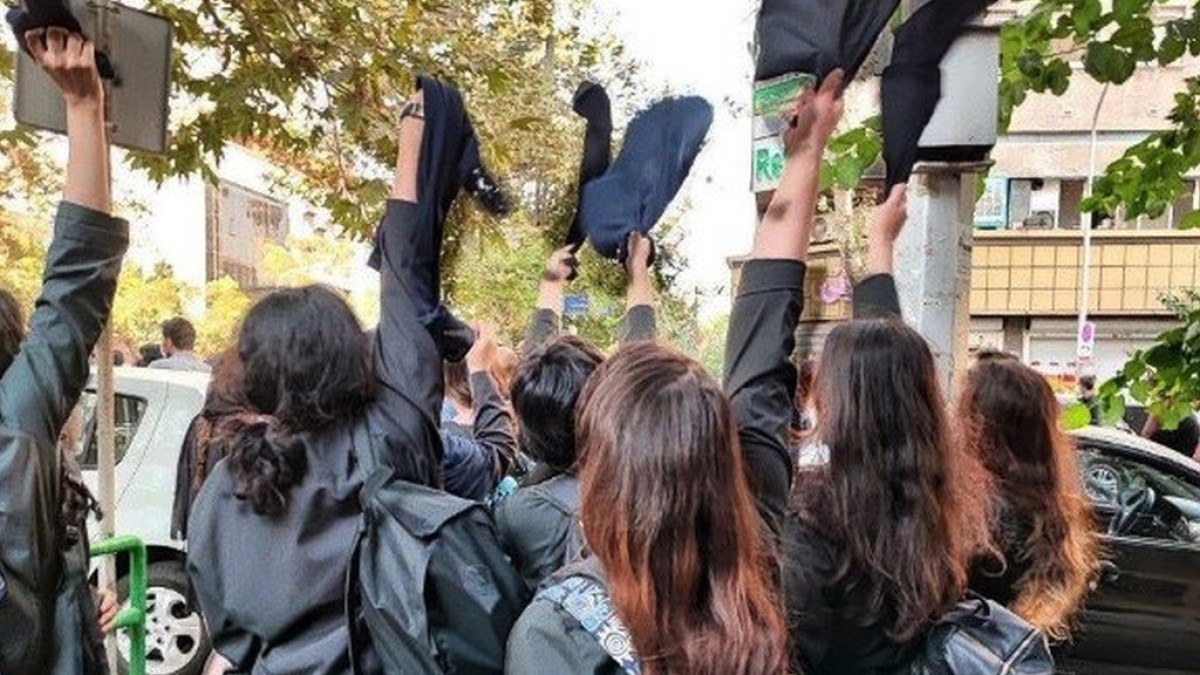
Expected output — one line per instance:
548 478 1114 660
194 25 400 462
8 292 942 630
1057 427 1200 674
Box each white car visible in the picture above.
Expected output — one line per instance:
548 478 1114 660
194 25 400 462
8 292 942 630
80 367 210 675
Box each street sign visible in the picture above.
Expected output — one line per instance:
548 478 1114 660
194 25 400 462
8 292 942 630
1077 321 1096 361
974 175 1010 230
751 73 815 194
14 1 174 153
563 294 590 318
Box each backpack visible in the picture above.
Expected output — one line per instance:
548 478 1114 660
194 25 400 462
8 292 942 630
533 473 588 565
537 573 640 675
348 464 528 674
908 596 1055 675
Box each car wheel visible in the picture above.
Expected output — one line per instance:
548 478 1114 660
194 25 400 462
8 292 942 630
116 560 210 675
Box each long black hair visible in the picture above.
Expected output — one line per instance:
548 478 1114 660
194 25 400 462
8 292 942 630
0 288 24 377
793 319 992 641
217 286 373 517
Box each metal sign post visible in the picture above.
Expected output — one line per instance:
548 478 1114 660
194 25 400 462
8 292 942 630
94 2 119 669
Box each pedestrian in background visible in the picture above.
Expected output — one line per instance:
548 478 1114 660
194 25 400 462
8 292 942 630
149 317 210 372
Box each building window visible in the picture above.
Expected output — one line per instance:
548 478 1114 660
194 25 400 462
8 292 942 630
1171 180 1199 230
1008 178 1060 229
205 181 289 288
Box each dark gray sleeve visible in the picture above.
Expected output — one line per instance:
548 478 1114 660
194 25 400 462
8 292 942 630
722 259 805 539
0 202 128 447
470 371 518 478
852 273 901 319
618 304 657 344
366 200 444 482
185 472 261 672
523 308 561 354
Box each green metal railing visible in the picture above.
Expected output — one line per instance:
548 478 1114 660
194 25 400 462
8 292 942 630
90 535 147 675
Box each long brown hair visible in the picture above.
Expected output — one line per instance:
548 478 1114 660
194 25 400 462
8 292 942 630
959 352 1100 640
793 319 991 642
576 343 788 675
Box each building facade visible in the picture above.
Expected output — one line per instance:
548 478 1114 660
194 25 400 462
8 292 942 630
739 2 1200 389
970 0 1199 383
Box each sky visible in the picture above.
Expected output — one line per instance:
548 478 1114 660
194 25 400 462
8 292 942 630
600 0 761 317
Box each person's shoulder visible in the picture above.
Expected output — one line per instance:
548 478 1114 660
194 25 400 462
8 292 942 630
507 479 577 517
495 484 557 528
508 588 607 673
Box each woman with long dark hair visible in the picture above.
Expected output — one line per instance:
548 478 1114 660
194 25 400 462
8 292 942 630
502 79 834 675
186 76 504 672
505 343 788 674
782 314 991 672
959 352 1100 641
724 70 991 674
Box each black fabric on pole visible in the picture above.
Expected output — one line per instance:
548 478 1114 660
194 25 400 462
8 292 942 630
6 1 115 79
881 0 996 191
565 81 612 251
754 0 899 83
579 96 712 261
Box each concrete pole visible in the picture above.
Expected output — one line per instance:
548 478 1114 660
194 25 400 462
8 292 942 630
892 162 991 396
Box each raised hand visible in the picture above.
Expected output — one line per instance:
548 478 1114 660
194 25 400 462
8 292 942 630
24 28 102 108
867 185 909 275
466 324 499 375
543 246 578 284
624 232 653 279
782 68 846 157
625 232 653 310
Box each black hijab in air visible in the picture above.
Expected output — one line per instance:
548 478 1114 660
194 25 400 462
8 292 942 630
755 0 900 83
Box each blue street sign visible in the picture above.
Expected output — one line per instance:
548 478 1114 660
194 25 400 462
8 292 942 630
564 294 590 318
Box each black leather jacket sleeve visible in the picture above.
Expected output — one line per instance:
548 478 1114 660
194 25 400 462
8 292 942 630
0 201 128 672
723 259 806 540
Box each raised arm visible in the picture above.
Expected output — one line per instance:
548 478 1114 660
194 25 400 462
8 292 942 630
366 89 445 478
523 246 576 353
618 232 657 344
0 30 127 669
852 185 907 319
465 326 518 480
724 71 845 536
0 30 121 443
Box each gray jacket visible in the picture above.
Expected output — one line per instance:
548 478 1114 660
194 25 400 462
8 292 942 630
0 202 129 674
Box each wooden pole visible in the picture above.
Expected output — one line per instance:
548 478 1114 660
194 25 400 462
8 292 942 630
94 2 119 671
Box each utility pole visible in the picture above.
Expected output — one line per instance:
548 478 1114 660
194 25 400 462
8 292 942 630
94 2 119 672
1077 84 1110 373
893 162 992 394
